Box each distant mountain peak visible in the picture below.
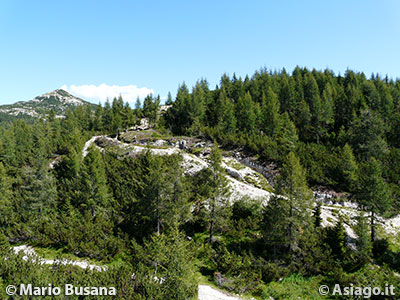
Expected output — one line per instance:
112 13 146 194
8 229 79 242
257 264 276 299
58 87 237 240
42 88 75 97
0 89 97 122
33 89 86 105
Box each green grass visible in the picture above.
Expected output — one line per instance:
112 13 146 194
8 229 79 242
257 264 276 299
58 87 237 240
262 274 327 300
190 147 203 156
226 159 246 171
244 174 273 193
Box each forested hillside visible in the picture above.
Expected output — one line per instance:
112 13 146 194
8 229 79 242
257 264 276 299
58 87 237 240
165 68 400 199
1 67 400 299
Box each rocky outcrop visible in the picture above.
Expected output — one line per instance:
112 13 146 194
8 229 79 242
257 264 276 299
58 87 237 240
80 131 400 246
178 139 187 150
127 118 151 131
13 245 107 272
225 167 244 181
233 154 278 186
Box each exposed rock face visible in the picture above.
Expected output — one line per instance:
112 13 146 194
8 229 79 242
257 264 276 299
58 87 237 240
81 131 273 203
158 105 171 114
13 245 107 272
178 139 187 150
234 155 279 186
153 139 167 146
128 118 151 131
225 167 244 181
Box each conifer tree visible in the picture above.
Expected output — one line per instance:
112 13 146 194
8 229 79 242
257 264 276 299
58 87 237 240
349 109 388 160
354 213 372 262
16 122 58 221
276 112 298 155
209 87 226 127
189 82 207 134
362 80 380 110
279 74 296 116
166 92 173 105
102 99 113 132
217 88 237 133
201 144 231 243
304 73 321 116
339 143 359 192
165 83 192 134
263 152 313 254
313 202 322 228
235 92 256 133
326 216 347 260
93 103 104 132
132 152 190 238
111 97 123 133
377 83 394 122
143 94 160 125
79 146 112 218
294 99 311 141
13 120 33 166
135 97 143 118
315 85 334 142
122 101 136 128
0 127 16 166
0 230 9 251
0 162 13 226
334 85 354 131
355 158 392 242
262 88 281 138
132 225 198 300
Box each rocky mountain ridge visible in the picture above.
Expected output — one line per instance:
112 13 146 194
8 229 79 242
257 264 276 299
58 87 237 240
0 89 95 121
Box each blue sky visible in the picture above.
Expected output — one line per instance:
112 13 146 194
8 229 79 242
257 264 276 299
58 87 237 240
1 0 400 104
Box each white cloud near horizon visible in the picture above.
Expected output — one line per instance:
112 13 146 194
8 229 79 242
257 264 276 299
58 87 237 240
60 84 155 103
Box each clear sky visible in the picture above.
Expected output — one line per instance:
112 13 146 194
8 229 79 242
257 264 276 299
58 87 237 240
1 0 400 104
